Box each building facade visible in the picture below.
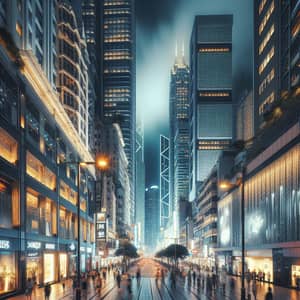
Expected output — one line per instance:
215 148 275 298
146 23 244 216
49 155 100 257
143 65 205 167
135 120 145 248
169 50 190 235
101 0 136 224
193 167 218 268
0 3 95 297
160 135 170 229
253 0 300 131
217 120 300 288
189 15 233 201
144 186 160 252
57 0 90 148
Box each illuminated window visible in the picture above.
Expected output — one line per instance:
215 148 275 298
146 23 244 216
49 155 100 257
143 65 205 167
259 91 275 114
16 22 22 36
259 24 274 55
259 46 274 75
259 0 267 15
26 152 56 190
259 1 274 35
199 92 230 97
198 140 231 150
292 20 300 38
0 128 18 165
199 48 230 53
259 68 275 95
60 180 77 206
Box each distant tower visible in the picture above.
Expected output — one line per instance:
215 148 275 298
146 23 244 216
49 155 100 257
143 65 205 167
160 135 170 229
169 45 190 235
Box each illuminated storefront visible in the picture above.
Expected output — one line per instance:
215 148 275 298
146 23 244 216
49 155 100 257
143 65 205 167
0 239 17 296
291 265 300 288
26 254 42 285
43 253 56 283
59 253 67 279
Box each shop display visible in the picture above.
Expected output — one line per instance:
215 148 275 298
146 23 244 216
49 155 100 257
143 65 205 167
43 253 55 283
0 253 16 294
292 265 300 288
59 253 67 279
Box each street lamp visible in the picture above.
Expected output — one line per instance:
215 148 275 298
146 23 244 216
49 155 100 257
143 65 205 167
219 165 246 300
59 155 109 300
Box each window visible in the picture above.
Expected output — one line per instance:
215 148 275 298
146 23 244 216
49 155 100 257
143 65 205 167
259 24 274 55
259 46 274 75
259 91 275 114
259 1 274 35
0 128 18 165
259 68 275 95
16 22 22 36
259 0 267 15
26 152 56 190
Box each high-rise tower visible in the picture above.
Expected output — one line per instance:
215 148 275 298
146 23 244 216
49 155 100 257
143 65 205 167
101 0 136 224
169 47 190 233
189 15 233 201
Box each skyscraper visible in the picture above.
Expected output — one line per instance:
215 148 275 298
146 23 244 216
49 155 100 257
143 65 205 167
189 15 233 201
160 135 170 229
254 0 300 131
169 49 190 233
145 186 160 251
57 0 90 147
101 0 136 224
135 120 145 248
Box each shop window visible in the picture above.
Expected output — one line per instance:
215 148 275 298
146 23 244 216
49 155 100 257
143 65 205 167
0 180 19 229
26 256 42 285
43 253 55 283
26 152 56 190
0 252 16 294
43 123 56 162
40 199 57 236
60 180 77 206
0 128 18 165
26 191 39 234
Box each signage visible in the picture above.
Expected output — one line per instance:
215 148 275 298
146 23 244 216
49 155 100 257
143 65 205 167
0 240 10 250
80 246 85 252
27 241 41 250
69 243 75 251
96 222 106 241
87 247 92 253
45 243 55 250
27 252 39 257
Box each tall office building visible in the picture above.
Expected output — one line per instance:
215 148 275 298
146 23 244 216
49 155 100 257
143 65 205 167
135 120 145 248
254 0 300 131
169 49 190 232
189 15 233 201
159 135 170 229
57 0 90 147
145 186 160 251
0 2 95 297
101 0 136 224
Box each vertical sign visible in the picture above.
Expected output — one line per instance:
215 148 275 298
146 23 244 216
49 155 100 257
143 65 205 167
96 213 106 241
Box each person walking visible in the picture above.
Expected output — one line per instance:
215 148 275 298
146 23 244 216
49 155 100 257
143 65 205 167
252 280 258 300
44 283 51 300
192 270 196 285
25 278 34 300
116 271 122 289
136 267 141 286
265 286 273 300
127 274 132 295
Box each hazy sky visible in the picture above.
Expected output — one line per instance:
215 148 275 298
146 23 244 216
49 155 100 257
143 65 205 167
136 0 253 186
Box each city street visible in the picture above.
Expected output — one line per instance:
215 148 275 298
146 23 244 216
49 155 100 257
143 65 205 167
11 258 298 300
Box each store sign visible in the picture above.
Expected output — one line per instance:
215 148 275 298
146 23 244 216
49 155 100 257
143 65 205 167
0 240 10 249
80 247 85 252
28 252 39 257
45 243 55 250
96 222 106 240
27 241 41 250
87 247 92 253
69 243 76 251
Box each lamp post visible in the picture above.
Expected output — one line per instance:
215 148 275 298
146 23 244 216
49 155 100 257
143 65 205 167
59 155 109 300
219 164 246 300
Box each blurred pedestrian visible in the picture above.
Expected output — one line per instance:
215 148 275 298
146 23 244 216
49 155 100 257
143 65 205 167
265 287 273 300
192 270 196 285
25 278 33 300
252 280 257 300
44 283 51 300
116 271 121 289
127 274 132 294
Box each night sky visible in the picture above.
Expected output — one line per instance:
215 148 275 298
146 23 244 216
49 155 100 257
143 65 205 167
136 0 253 187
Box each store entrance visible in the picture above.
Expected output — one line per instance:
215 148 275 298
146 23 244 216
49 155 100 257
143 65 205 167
26 256 42 285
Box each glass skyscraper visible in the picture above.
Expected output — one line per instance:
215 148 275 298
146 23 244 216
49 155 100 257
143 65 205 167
101 0 136 224
189 15 233 201
169 52 190 222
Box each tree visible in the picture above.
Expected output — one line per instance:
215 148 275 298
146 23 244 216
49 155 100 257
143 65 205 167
115 242 139 271
156 244 189 267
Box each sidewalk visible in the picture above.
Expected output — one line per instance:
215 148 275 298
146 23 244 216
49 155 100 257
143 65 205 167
8 273 116 300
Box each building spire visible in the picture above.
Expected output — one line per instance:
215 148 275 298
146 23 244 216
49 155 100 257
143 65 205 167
175 40 178 57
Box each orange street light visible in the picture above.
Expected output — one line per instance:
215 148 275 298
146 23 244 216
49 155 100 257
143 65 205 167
219 180 233 190
96 155 110 171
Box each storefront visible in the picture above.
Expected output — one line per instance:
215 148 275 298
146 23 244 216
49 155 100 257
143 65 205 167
59 253 68 279
0 239 18 296
26 252 42 285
